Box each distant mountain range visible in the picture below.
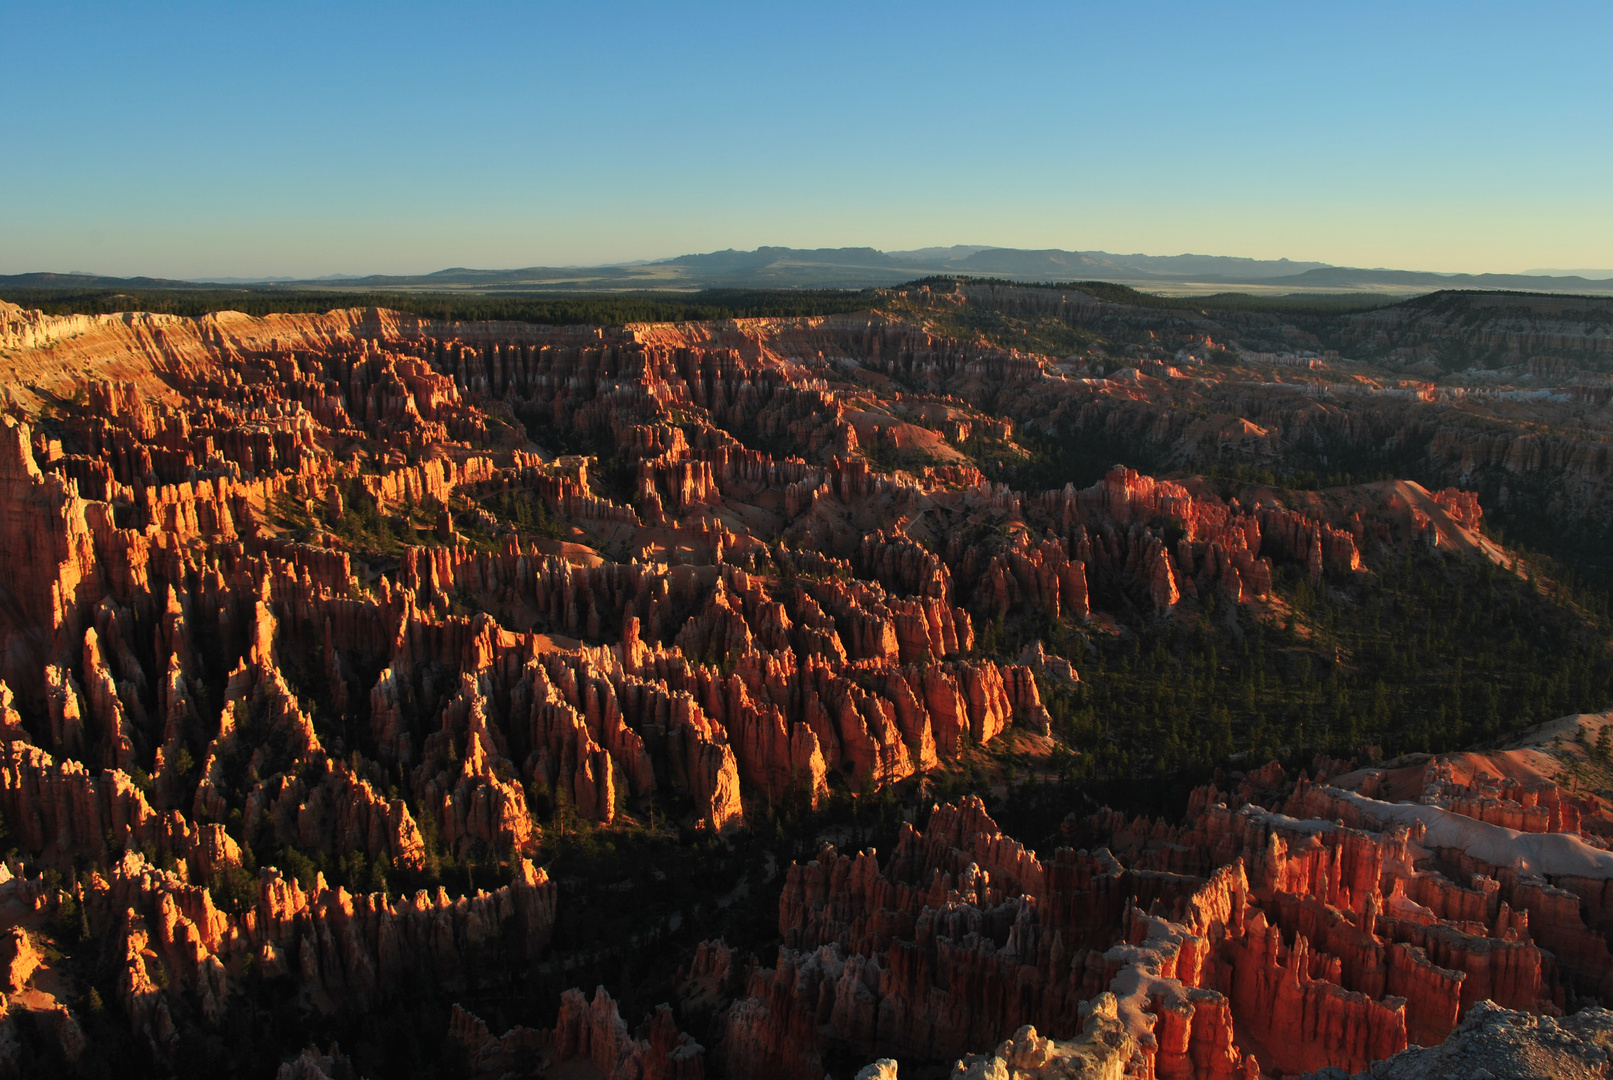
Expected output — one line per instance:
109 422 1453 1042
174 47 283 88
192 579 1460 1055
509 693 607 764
5 246 1613 295
660 245 1336 282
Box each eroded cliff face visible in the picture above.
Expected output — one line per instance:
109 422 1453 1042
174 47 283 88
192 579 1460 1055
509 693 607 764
672 753 1613 1080
866 283 1613 589
0 297 1597 1077
0 303 1399 855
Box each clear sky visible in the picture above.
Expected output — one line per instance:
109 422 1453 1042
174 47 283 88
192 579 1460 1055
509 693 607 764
3 1 1609 279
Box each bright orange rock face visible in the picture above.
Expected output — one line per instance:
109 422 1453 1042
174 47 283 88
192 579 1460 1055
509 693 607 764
682 756 1613 1080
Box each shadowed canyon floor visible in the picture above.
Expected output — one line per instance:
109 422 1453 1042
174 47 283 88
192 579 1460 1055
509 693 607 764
0 282 1612 1077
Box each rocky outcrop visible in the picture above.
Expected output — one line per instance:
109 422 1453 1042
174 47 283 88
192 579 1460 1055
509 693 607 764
446 989 705 1080
0 929 40 994
277 1044 366 1080
697 761 1613 1080
250 762 427 872
555 986 705 1080
698 798 1255 1080
947 1002 1135 1080
1301 1001 1613 1080
1418 756 1581 834
79 847 557 1046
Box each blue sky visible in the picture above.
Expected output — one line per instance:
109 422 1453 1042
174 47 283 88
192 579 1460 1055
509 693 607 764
3 1 1609 278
